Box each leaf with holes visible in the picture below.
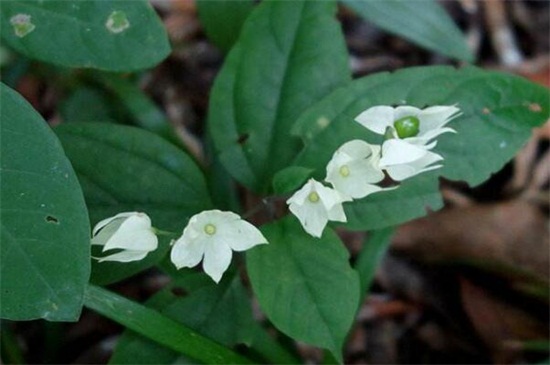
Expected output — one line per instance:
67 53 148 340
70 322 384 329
208 0 351 193
1 0 170 71
0 83 90 321
292 66 549 230
247 217 360 362
55 123 212 285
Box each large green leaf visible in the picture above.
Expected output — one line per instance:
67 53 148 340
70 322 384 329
293 66 549 230
197 0 254 53
110 273 255 364
55 123 212 285
208 0 351 193
247 217 360 362
1 1 170 71
341 0 474 62
0 83 90 321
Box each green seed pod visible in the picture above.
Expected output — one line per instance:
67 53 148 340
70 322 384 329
393 116 420 138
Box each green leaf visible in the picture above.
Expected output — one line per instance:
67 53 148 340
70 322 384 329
208 0 351 193
346 172 443 230
60 86 118 123
0 83 90 321
93 73 183 147
341 0 474 62
110 273 255 364
293 66 549 230
272 166 314 195
54 123 212 285
197 0 254 53
247 217 360 362
1 1 170 71
84 285 253 364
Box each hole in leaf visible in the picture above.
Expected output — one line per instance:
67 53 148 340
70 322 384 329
171 287 187 297
45 215 59 224
237 133 249 145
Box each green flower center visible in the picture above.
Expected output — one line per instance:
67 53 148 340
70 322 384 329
393 116 420 138
339 165 350 177
308 192 320 203
204 223 216 235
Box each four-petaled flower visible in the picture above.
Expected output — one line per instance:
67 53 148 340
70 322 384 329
355 105 460 147
91 212 158 263
170 210 268 283
287 178 351 238
325 140 388 199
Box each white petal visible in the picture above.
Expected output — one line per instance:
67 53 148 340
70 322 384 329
337 139 376 159
316 183 351 211
286 178 315 206
380 139 429 166
418 105 461 132
170 234 207 269
97 249 149 263
385 150 443 181
384 164 417 181
393 106 421 121
92 212 141 236
103 214 157 252
327 202 347 223
327 160 385 199
203 241 233 283
192 209 240 229
221 219 268 251
417 127 456 142
289 200 328 238
354 106 395 135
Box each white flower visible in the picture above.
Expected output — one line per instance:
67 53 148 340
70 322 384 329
379 139 443 181
325 140 389 199
355 105 460 147
170 210 267 283
91 212 158 263
287 179 351 238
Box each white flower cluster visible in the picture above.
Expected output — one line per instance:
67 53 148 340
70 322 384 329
90 105 459 282
92 210 267 283
287 105 460 238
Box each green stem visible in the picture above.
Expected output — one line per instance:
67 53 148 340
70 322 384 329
83 285 253 364
354 227 395 304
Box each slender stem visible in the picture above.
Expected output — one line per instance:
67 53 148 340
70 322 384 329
83 285 253 364
152 228 179 237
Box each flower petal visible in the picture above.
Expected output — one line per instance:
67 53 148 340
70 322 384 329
203 241 232 283
327 202 347 223
385 150 443 181
418 105 461 132
103 214 157 252
92 212 140 236
221 219 268 251
170 234 207 269
380 139 428 166
97 249 148 263
355 106 395 135
289 200 328 238
286 178 315 206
